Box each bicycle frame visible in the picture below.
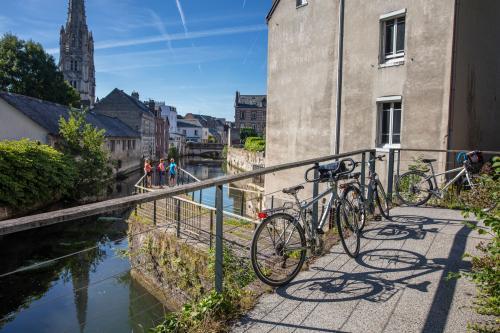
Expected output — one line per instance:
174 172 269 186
425 164 471 198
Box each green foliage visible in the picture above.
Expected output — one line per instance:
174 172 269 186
0 139 76 209
221 145 228 159
239 128 257 144
168 145 179 161
0 33 80 107
244 137 265 152
152 246 256 333
58 109 111 199
451 171 500 332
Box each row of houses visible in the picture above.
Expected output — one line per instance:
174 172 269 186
0 87 233 174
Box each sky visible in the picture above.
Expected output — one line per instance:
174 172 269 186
0 0 270 121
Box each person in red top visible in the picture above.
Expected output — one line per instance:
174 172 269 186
144 160 152 188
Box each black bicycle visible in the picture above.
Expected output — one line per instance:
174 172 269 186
353 154 391 222
250 158 364 287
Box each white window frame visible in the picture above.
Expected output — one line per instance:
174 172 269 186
380 9 406 64
296 0 308 8
376 96 402 150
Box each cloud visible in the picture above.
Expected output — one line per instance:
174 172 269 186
242 34 259 64
243 0 247 8
95 24 266 51
148 9 173 53
175 0 188 34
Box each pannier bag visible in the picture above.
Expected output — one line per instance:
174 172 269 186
465 150 484 174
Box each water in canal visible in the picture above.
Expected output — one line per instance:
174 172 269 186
0 157 238 333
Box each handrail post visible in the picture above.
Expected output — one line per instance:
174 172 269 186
312 163 319 232
215 185 224 293
387 149 395 204
360 153 366 198
199 189 203 204
176 199 181 237
209 210 214 249
153 200 157 225
240 191 245 216
368 151 376 212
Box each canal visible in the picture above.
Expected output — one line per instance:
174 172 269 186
0 157 242 333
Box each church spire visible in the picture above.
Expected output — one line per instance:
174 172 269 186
59 0 96 107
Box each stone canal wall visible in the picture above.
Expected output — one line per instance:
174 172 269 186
227 147 264 172
127 201 213 309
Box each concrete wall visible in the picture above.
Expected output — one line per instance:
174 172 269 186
265 0 340 198
227 147 265 172
106 137 141 174
0 99 50 143
449 0 500 152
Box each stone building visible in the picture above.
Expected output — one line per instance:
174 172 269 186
234 91 267 136
0 92 141 173
184 113 227 143
160 105 186 156
145 100 168 159
59 0 96 107
264 0 500 197
93 89 155 160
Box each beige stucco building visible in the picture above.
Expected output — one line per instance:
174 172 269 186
264 0 500 198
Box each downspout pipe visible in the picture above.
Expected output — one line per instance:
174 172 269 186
334 0 345 155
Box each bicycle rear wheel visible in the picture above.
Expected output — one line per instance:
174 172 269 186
251 213 307 287
395 171 433 206
342 185 367 232
374 179 391 219
336 195 361 258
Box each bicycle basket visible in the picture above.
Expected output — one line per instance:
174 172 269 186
318 161 346 181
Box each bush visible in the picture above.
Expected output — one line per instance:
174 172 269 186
0 139 76 209
244 137 265 152
168 145 179 161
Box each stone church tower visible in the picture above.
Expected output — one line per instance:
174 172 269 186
59 0 96 107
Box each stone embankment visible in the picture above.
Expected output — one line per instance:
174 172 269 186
227 147 264 172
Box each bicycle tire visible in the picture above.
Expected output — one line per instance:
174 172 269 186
336 193 361 258
342 185 367 232
375 179 391 219
251 213 307 287
395 170 433 206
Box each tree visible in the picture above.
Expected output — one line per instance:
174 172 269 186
239 128 258 144
0 33 80 106
58 109 111 199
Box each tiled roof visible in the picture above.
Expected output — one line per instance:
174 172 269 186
236 94 267 108
177 119 202 128
0 91 139 138
94 88 154 117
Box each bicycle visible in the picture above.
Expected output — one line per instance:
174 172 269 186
353 154 391 222
395 150 495 210
250 158 365 287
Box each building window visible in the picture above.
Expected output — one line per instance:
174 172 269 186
251 111 256 121
122 139 127 151
110 140 115 152
380 10 406 63
183 129 186 135
132 140 136 150
194 130 198 136
128 140 132 150
240 111 245 120
296 0 307 7
377 98 402 148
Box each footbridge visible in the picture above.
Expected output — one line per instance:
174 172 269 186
185 142 225 157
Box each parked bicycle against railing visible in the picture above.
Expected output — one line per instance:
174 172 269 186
250 158 365 287
395 150 496 211
353 154 391 222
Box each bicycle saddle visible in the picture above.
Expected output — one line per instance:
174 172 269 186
282 185 304 195
422 158 437 163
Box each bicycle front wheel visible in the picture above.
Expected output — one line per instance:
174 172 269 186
395 171 433 206
342 185 367 232
336 196 361 258
374 179 391 219
251 213 307 287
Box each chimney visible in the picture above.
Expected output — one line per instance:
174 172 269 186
131 91 139 100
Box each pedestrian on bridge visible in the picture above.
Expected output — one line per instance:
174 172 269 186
169 158 177 187
144 160 152 188
157 159 166 188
